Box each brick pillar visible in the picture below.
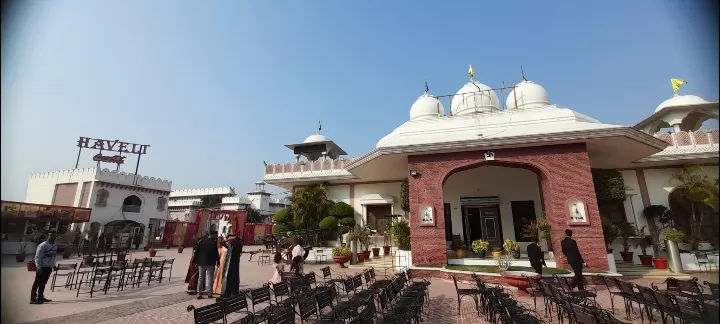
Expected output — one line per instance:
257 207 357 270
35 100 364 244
407 143 608 271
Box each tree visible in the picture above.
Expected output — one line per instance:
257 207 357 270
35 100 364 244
194 195 223 209
245 205 263 223
272 208 293 235
672 165 714 243
289 183 333 231
400 180 410 215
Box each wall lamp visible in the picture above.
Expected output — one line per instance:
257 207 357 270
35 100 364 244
409 170 419 178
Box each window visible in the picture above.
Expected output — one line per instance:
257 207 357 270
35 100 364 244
122 195 142 213
1 219 26 241
511 201 537 242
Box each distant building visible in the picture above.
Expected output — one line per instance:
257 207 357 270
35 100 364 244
168 181 290 223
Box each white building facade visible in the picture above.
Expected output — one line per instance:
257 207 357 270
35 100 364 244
263 72 718 271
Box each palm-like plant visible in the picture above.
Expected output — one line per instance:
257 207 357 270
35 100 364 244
671 165 714 243
289 183 333 231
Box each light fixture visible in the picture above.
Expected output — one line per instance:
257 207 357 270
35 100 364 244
409 170 419 177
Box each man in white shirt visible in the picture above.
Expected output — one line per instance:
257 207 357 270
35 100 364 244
291 239 304 273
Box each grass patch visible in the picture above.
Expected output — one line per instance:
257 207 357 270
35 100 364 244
444 265 570 275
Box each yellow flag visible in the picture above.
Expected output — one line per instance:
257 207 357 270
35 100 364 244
671 78 687 93
468 64 475 79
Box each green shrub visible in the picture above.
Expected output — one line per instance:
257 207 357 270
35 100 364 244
272 223 292 235
328 202 354 218
273 208 292 224
319 216 339 230
390 219 411 250
339 217 356 227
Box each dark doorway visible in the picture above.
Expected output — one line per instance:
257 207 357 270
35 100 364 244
463 207 483 242
366 204 392 233
444 203 452 241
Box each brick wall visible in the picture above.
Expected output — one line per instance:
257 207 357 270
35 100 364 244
407 143 609 271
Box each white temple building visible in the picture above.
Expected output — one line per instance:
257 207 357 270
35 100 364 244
263 69 719 272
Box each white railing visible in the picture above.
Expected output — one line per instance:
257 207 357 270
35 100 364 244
654 129 719 148
264 158 356 175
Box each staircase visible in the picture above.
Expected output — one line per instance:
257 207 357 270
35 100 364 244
615 262 689 278
349 255 394 272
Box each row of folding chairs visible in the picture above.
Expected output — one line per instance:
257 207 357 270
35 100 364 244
187 267 430 324
50 257 174 298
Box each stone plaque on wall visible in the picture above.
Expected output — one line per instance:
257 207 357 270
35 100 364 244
95 188 109 207
420 205 435 226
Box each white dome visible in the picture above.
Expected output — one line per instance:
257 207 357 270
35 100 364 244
506 79 550 109
450 81 499 115
655 94 709 112
410 94 444 120
303 134 328 143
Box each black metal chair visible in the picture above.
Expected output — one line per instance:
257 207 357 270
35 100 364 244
187 302 226 324
451 275 480 315
217 293 254 324
51 263 77 291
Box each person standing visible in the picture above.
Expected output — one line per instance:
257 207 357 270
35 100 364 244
561 229 587 290
215 235 246 298
194 230 220 299
291 239 304 273
526 237 546 275
269 252 285 285
133 232 142 250
31 232 58 304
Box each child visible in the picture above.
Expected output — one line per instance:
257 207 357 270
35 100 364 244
269 252 284 285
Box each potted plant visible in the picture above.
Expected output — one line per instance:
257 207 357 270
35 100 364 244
492 247 503 258
175 231 186 253
332 247 352 268
61 229 78 259
451 238 467 258
503 239 521 259
471 239 489 258
642 205 671 267
82 227 100 266
601 216 619 253
382 223 392 256
522 218 552 251
617 221 637 263
357 226 372 260
635 227 654 266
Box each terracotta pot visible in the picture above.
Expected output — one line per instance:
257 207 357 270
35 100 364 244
456 250 465 259
149 249 157 257
83 255 95 266
26 260 37 272
177 247 184 253
333 256 350 268
62 251 72 259
15 254 26 263
116 253 126 262
383 246 391 255
638 255 653 266
357 252 366 262
143 246 150 251
372 248 380 257
620 251 634 262
652 258 668 270
501 272 538 296
492 251 502 258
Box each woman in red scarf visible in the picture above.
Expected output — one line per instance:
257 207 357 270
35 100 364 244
185 235 206 295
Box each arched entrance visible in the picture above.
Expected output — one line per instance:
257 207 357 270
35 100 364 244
443 163 546 251
103 220 145 249
407 143 608 270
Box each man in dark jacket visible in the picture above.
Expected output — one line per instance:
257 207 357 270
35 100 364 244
193 230 220 299
561 229 587 290
526 237 546 275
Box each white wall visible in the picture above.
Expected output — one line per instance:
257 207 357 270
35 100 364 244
26 168 98 204
353 182 403 226
443 166 543 250
87 185 169 226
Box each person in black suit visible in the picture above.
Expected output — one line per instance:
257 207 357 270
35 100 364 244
526 237 546 275
561 229 587 290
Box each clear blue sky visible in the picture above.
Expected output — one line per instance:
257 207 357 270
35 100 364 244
1 1 718 201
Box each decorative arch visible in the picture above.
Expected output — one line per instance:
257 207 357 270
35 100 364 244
406 143 607 270
122 194 144 213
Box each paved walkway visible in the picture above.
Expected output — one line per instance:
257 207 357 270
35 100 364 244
2 249 717 324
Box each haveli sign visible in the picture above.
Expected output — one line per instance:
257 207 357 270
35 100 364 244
77 137 149 155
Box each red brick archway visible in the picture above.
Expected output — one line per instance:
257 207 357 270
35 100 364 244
407 143 608 271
